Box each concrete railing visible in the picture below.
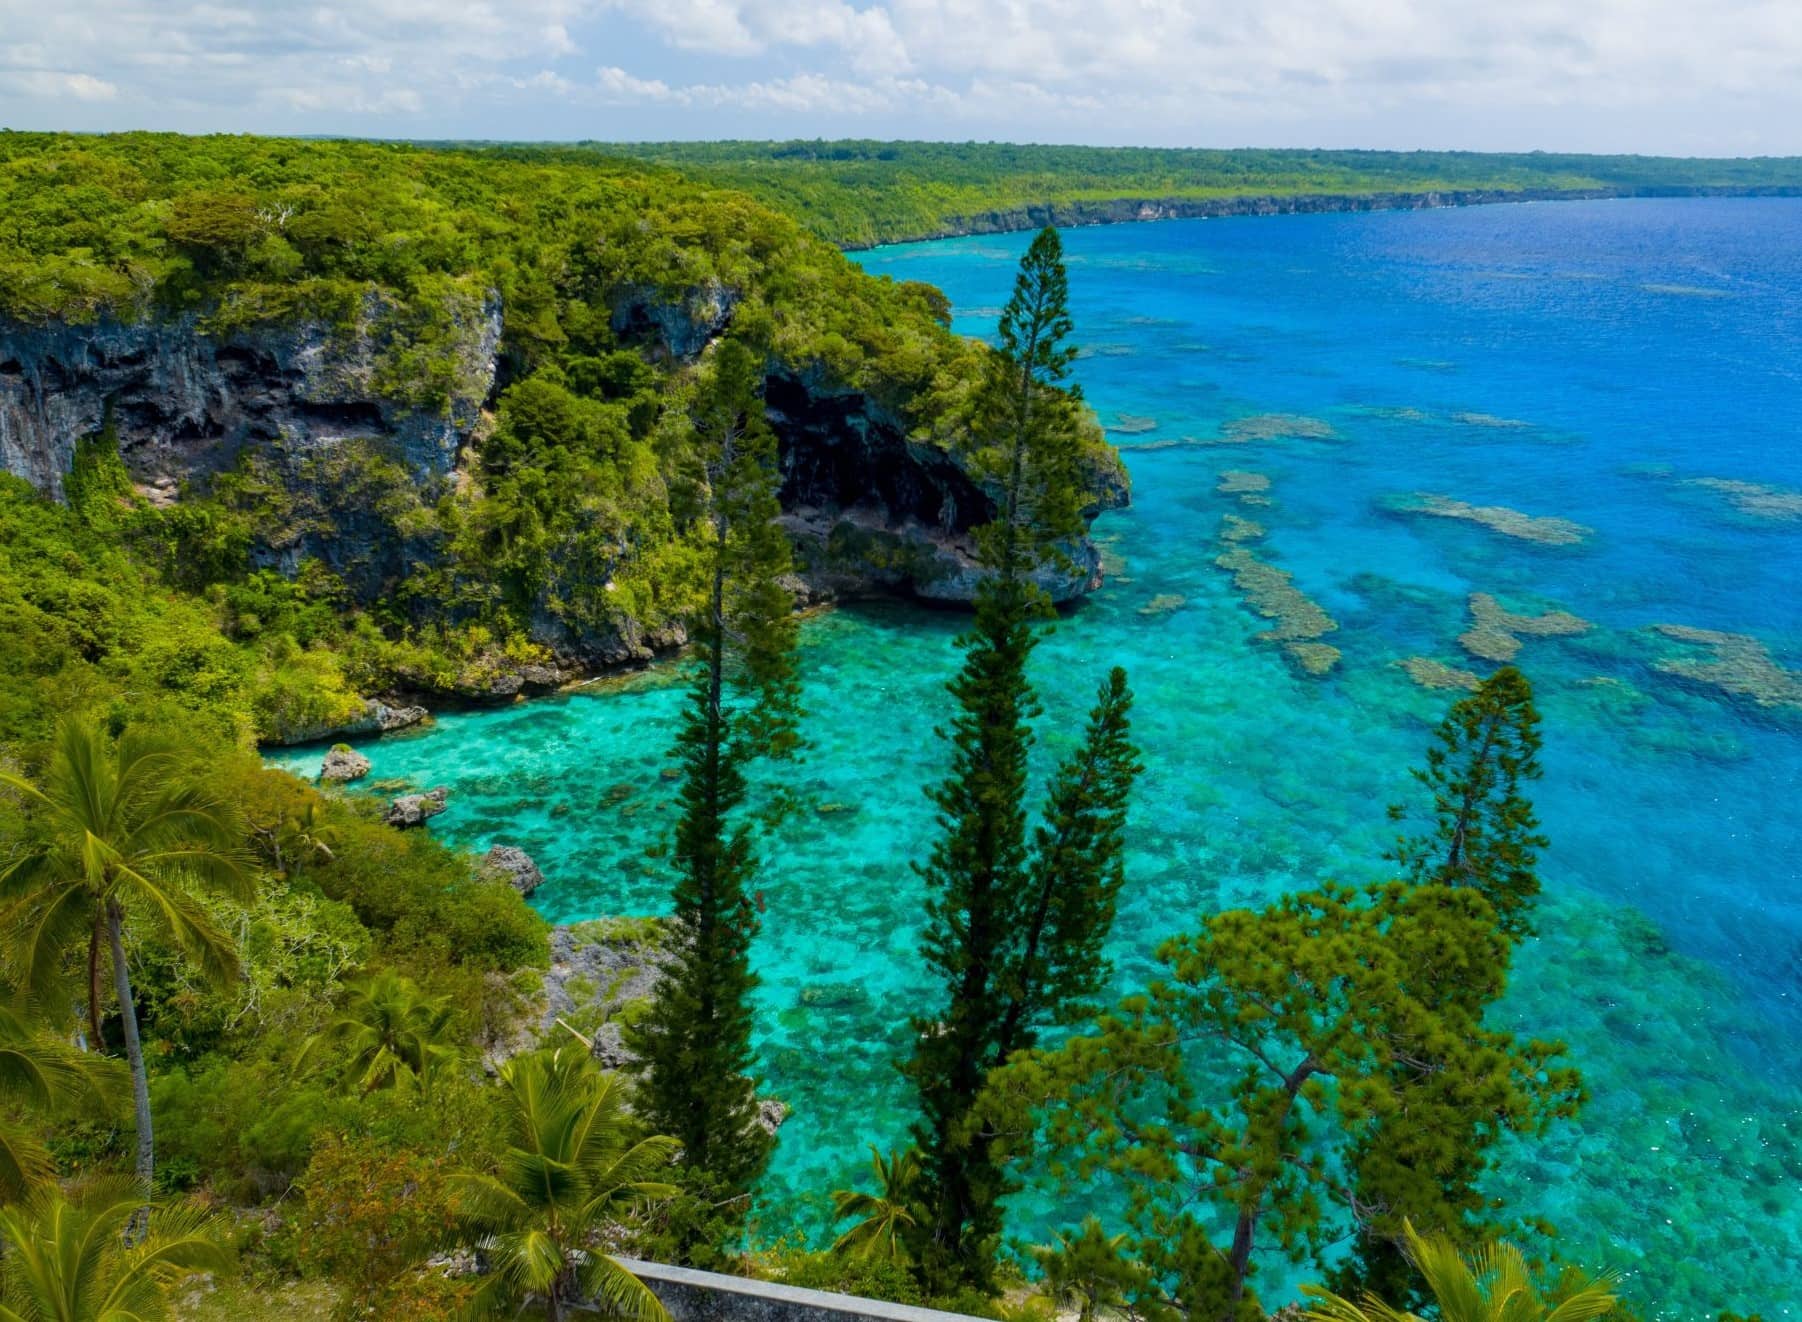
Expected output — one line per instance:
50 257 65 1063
617 1259 987 1322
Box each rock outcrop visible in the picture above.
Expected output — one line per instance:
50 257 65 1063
266 699 429 748
2 284 1128 682
482 845 545 898
319 746 371 783
767 363 1128 606
383 787 449 828
0 294 501 500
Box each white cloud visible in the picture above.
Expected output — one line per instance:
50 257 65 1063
0 0 1797 151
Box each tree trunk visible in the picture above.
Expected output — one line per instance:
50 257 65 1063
87 921 105 1050
106 900 154 1237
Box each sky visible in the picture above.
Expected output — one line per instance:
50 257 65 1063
2 0 1800 154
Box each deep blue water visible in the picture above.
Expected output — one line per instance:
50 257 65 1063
275 199 1802 1317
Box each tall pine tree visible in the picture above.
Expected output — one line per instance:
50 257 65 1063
902 229 1142 1296
1340 665 1572 1303
628 333 800 1264
1387 664 1547 942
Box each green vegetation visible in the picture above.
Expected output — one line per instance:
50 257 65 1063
0 131 1042 742
592 141 1802 246
0 1178 233 1319
972 674 1580 1320
449 1046 677 1321
888 230 1142 1295
0 717 251 1205
626 331 801 1263
0 125 1759 1316
1304 1221 1620 1322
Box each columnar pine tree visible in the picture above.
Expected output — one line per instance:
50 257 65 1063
1340 666 1568 1304
901 229 1141 1296
1387 664 1547 942
628 333 800 1264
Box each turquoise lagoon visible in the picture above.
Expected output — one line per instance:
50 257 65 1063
272 200 1802 1316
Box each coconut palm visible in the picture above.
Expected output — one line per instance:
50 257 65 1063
450 1045 678 1322
296 969 459 1094
0 716 250 1197
0 1004 123 1202
1302 1221 1620 1322
0 1177 232 1319
829 1145 921 1264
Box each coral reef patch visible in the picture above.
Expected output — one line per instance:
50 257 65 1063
1650 625 1802 711
1217 413 1337 444
1212 514 1341 676
1397 656 1483 691
1389 492 1593 546
1217 470 1273 505
1459 593 1592 663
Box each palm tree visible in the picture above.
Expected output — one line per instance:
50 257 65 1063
0 716 250 1198
1302 1222 1620 1322
0 1177 232 1319
450 1046 678 1322
829 1146 921 1264
0 1004 123 1201
296 969 459 1094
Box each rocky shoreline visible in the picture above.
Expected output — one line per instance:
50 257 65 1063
837 184 1802 250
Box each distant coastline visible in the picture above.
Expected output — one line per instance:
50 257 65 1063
842 184 1802 250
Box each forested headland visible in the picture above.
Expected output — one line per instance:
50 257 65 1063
580 140 1802 247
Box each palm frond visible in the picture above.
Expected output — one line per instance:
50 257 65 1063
576 1252 670 1322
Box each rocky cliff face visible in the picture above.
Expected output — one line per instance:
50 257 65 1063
0 291 1125 671
767 363 1126 604
0 296 503 501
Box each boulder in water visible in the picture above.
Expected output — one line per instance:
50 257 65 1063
320 745 371 783
384 787 449 828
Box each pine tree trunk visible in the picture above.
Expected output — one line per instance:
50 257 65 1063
107 900 154 1236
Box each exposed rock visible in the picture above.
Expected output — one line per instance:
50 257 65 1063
263 699 429 748
609 282 739 360
483 845 544 897
836 187 1647 252
5 286 1127 672
491 920 674 1073
0 294 502 500
757 1099 791 1136
518 664 564 692
384 787 449 828
374 702 430 732
320 746 371 783
768 362 1127 607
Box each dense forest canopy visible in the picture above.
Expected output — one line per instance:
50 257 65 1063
1 131 1109 749
581 140 1802 245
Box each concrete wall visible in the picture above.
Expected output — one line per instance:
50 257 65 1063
617 1258 986 1322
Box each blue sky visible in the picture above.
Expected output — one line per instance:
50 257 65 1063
2 1 1799 154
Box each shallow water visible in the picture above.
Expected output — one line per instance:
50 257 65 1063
272 200 1802 1318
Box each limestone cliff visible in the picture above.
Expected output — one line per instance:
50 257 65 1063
0 295 502 501
0 290 1126 671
